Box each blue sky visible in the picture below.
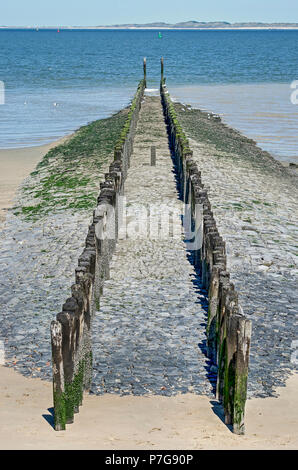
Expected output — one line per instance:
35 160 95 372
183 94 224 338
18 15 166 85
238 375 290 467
1 0 298 26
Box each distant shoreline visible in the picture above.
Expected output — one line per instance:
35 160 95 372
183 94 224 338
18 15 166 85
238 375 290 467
1 26 298 31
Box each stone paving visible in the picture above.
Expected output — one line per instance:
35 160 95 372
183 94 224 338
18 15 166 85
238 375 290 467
91 95 214 397
0 209 92 379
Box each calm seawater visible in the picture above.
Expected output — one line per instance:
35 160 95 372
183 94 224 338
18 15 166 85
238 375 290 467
0 29 297 160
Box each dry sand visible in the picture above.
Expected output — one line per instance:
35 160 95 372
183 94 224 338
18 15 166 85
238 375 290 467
0 137 68 228
0 366 297 450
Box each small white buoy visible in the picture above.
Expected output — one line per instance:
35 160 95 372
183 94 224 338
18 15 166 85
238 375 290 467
53 102 58 107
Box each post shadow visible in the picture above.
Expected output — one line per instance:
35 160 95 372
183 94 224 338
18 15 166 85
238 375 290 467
42 407 55 430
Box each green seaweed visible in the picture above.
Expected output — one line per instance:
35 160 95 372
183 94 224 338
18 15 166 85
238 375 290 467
54 353 92 431
53 387 67 431
233 371 248 434
18 80 146 221
17 108 129 220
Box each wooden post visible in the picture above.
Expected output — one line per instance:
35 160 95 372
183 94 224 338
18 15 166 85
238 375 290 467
57 310 75 425
151 146 156 166
51 320 66 431
143 57 147 87
161 57 164 83
216 276 231 402
224 314 252 434
207 265 221 363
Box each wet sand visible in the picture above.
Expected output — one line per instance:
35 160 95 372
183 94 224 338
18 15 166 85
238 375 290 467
0 137 69 228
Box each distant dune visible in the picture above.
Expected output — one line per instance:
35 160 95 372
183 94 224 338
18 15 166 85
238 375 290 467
1 21 298 30
99 21 298 29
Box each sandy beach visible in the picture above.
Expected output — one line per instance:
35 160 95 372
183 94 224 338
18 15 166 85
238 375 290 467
0 137 69 228
0 365 297 450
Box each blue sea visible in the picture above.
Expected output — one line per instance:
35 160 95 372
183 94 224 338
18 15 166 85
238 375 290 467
0 29 298 161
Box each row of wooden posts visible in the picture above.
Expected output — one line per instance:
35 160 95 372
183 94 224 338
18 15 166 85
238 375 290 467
158 57 251 434
50 79 146 430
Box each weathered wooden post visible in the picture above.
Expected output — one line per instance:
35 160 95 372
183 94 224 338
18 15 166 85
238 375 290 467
207 265 221 363
224 314 252 434
161 57 164 83
151 146 156 166
143 57 147 87
51 320 66 431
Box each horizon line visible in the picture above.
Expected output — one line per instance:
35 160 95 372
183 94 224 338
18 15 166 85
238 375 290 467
1 20 298 29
